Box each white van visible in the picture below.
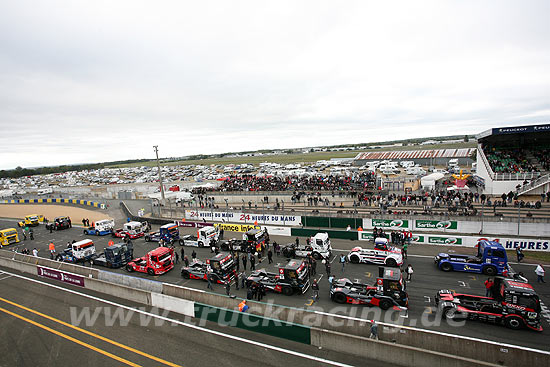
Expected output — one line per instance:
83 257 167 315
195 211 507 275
406 167 426 175
400 161 415 168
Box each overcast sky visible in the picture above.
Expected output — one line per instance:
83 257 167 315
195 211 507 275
0 1 549 170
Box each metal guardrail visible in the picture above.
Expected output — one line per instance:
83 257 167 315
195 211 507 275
517 174 550 195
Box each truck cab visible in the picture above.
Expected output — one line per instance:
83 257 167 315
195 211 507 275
84 219 115 236
18 214 42 227
180 226 219 247
145 223 180 244
246 259 310 296
434 240 510 276
46 216 71 231
113 221 148 239
206 252 236 283
91 242 133 268
436 277 542 331
242 228 267 252
0 228 19 247
281 232 332 260
331 267 408 310
347 238 403 267
56 239 96 263
126 247 174 275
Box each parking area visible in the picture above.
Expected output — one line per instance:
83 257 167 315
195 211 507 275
1 218 549 351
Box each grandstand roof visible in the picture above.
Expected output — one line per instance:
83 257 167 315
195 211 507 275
354 148 475 161
477 123 550 140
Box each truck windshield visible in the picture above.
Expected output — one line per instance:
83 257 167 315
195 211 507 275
518 296 540 312
4 230 17 237
158 252 171 263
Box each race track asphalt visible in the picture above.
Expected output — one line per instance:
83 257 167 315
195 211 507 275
1 218 549 353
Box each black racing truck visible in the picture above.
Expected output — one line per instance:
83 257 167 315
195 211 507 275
246 259 310 296
435 277 543 331
90 242 133 268
330 267 408 310
46 216 72 231
180 252 236 284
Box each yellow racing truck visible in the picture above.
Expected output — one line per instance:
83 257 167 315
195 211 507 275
0 228 19 247
17 214 44 227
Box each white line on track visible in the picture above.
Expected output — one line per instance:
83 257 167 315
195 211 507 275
0 269 355 367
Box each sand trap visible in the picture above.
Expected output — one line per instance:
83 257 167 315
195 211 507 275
0 204 111 224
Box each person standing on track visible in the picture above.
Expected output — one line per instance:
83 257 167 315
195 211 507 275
340 254 346 273
484 278 494 297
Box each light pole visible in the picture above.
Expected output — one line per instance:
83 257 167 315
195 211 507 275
153 145 166 202
517 204 521 235
480 201 484 234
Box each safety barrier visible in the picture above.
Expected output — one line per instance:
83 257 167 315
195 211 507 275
0 198 105 209
290 227 358 240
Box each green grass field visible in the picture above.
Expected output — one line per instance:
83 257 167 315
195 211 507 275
108 141 476 168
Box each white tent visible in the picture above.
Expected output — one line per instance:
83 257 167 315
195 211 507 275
420 172 445 189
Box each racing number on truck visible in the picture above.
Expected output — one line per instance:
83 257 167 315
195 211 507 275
239 214 251 221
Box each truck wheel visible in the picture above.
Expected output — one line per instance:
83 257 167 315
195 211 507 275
282 286 293 296
106 262 112 268
483 266 497 276
312 252 322 260
386 258 397 267
181 271 190 279
144 236 150 242
333 292 347 304
147 268 155 276
440 262 453 272
125 265 134 272
179 239 184 246
55 254 62 262
198 242 204 248
282 250 290 258
379 299 392 310
443 307 458 320
83 230 87 235
504 316 524 330
350 255 360 264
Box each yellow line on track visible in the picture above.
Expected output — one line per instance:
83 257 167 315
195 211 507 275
0 296 182 367
0 306 142 367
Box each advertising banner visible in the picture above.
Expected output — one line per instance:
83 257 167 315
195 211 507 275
359 232 375 241
427 236 463 245
37 266 85 287
371 219 409 229
176 221 214 228
214 223 260 233
415 220 458 230
185 210 300 226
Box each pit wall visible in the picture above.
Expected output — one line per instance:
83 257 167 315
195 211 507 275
1 198 106 209
0 249 546 367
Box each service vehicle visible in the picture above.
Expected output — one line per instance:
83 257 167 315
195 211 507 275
145 223 180 244
435 277 543 331
83 219 115 236
281 232 332 260
246 259 310 296
56 239 96 263
17 214 43 227
125 246 174 275
112 221 148 239
46 216 72 231
90 242 133 268
434 240 511 276
0 228 19 247
330 267 408 310
179 226 219 248
347 238 403 267
180 252 236 283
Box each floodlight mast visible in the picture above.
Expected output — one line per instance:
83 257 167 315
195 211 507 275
153 145 166 202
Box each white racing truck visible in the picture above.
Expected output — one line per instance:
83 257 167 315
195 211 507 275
347 237 403 267
179 226 219 248
281 232 332 260
56 239 97 263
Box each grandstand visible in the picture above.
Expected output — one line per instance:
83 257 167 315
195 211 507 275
476 123 550 195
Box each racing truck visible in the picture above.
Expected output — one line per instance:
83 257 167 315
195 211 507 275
0 228 19 247
145 223 180 244
330 267 408 310
179 226 219 247
180 252 236 284
246 259 310 296
18 214 44 227
56 239 96 263
281 232 332 260
90 242 133 268
46 216 71 231
434 240 511 276
83 219 115 236
435 277 543 331
347 238 403 267
243 228 267 252
112 221 148 239
125 246 174 275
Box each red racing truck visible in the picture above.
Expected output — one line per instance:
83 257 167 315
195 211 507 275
125 247 174 275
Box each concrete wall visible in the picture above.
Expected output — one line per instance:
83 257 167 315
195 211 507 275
98 271 163 293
